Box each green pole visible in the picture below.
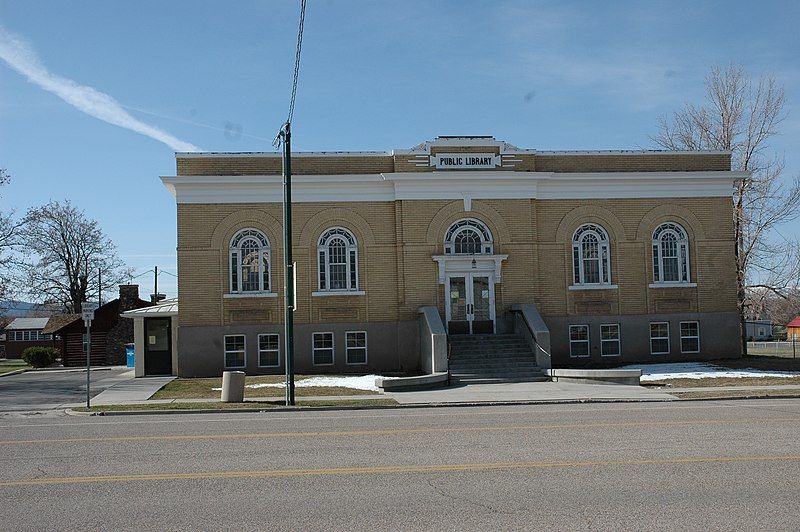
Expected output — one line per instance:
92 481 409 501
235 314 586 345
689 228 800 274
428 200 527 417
281 122 296 406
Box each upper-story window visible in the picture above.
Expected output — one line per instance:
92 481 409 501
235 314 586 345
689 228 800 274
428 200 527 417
318 227 358 291
229 229 271 293
653 222 690 283
572 223 611 285
444 218 493 255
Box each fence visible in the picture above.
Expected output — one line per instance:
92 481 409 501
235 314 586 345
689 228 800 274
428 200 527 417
747 340 797 358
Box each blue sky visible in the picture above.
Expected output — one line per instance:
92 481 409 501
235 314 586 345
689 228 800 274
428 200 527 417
1 0 799 298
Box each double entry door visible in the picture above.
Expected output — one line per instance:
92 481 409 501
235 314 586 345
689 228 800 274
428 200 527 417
446 273 495 334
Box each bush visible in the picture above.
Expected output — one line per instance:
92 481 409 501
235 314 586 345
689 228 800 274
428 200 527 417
21 347 59 368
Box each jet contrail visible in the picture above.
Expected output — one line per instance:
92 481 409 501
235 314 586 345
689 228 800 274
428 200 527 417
0 25 201 152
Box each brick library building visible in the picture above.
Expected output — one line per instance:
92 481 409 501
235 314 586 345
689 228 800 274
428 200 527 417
158 136 744 378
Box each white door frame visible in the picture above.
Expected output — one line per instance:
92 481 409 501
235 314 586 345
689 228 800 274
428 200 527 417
445 271 496 334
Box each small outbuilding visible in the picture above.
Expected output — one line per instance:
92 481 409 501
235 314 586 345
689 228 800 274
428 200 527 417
121 298 178 377
42 285 151 367
1 317 55 359
745 319 774 341
787 317 800 341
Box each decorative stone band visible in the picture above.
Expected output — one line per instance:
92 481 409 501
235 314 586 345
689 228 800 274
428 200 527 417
161 171 749 204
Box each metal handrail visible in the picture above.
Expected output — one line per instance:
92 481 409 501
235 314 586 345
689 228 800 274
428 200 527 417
510 308 552 361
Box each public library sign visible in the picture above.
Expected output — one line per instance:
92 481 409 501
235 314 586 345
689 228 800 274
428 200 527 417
430 153 501 170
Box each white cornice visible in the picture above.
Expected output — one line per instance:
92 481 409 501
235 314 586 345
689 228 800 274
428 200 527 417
161 171 745 204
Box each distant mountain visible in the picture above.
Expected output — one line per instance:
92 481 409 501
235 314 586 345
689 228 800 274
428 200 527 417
0 300 43 317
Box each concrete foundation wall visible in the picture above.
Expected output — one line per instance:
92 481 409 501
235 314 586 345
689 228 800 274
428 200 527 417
544 311 740 366
177 320 419 378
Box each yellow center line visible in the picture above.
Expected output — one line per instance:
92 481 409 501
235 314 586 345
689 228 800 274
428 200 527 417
1 417 799 445
1 454 798 487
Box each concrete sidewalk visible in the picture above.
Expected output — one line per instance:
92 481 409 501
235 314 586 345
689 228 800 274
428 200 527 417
91 375 176 405
385 380 677 404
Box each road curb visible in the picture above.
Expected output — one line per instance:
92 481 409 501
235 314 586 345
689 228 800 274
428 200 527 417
0 368 30 378
64 396 683 417
670 392 800 402
0 366 123 378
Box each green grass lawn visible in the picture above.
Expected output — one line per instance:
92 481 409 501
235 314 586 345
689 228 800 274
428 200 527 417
647 376 800 388
672 389 800 400
0 360 31 376
641 356 800 389
152 375 377 400
75 398 398 412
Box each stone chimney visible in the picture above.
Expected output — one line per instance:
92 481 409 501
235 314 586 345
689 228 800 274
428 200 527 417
118 284 140 312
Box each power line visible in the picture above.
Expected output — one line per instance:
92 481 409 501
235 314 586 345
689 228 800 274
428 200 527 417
287 0 307 126
275 0 307 147
130 269 154 280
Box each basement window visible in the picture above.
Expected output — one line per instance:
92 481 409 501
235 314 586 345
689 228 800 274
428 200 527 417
650 323 670 355
224 335 246 368
313 332 334 365
258 334 280 367
569 325 590 358
345 331 367 365
680 322 700 353
600 324 621 357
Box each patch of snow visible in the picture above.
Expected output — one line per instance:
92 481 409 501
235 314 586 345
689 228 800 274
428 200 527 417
618 362 800 382
211 374 393 392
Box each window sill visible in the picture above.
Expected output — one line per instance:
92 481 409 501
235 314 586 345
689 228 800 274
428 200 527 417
312 290 366 297
223 292 279 298
568 284 618 291
648 283 697 289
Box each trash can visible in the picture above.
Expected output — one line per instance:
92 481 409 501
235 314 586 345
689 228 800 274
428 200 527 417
125 343 135 368
221 371 246 402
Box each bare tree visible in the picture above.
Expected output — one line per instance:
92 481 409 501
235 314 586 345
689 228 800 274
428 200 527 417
767 289 800 332
653 65 800 353
21 200 131 313
0 169 25 305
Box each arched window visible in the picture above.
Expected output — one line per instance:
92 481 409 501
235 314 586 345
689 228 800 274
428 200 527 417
653 222 690 283
318 228 358 291
572 223 611 285
444 218 493 255
229 229 270 293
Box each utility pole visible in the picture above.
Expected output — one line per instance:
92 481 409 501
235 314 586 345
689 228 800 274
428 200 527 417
275 0 304 406
280 122 295 406
154 266 158 301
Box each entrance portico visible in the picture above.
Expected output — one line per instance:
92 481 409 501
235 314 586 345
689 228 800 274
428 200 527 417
433 253 507 335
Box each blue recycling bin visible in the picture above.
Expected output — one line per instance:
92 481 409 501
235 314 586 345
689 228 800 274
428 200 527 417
125 343 135 368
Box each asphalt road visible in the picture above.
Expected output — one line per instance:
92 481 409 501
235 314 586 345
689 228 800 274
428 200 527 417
0 367 131 410
1 399 799 531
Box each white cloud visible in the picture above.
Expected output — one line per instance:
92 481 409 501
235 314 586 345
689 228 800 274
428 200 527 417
0 25 201 152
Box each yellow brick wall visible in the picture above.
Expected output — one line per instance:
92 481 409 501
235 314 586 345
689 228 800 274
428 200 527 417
178 151 730 176
177 196 737 327
178 156 394 176
535 153 730 172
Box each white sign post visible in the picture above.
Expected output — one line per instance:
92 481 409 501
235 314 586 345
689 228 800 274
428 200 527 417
82 302 99 409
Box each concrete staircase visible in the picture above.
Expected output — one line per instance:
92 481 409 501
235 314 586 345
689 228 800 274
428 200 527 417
448 334 549 384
